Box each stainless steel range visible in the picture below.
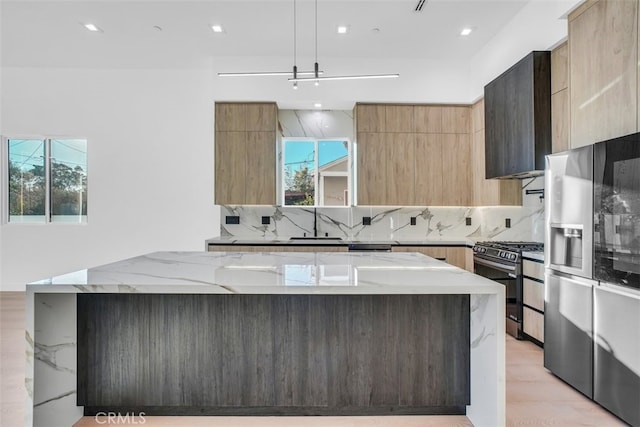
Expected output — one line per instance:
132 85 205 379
473 241 544 339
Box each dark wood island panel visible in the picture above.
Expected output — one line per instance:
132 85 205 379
78 294 470 416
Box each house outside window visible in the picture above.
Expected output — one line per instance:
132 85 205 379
4 137 88 223
282 138 351 206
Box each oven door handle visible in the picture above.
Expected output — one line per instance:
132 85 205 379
473 256 517 273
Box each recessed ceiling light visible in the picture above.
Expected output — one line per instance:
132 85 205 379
211 25 224 33
314 103 322 108
83 23 102 32
460 28 473 36
337 25 349 34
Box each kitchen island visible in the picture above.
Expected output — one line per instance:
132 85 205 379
25 251 505 427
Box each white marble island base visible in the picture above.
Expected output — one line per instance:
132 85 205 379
25 251 505 427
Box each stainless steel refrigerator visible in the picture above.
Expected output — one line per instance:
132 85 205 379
592 135 640 427
544 144 596 399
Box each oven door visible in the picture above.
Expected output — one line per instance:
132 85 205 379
594 133 640 290
474 256 522 338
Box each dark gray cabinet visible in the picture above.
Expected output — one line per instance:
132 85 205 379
77 293 470 415
484 51 551 179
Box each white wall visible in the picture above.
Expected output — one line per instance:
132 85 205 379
0 66 219 290
468 0 580 100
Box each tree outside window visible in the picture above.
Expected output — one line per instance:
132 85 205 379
6 138 87 223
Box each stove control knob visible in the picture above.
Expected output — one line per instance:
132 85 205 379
510 254 516 261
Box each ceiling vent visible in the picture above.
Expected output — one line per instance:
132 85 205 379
415 0 427 12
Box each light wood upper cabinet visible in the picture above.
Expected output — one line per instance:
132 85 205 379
415 134 444 205
414 106 442 133
245 131 276 205
356 104 386 132
551 42 568 95
442 134 472 206
355 102 521 207
215 131 246 205
386 133 415 205
215 102 277 205
246 104 277 131
569 0 638 148
385 105 414 132
552 89 570 153
215 104 245 131
551 42 570 153
442 106 470 134
471 99 485 133
357 132 387 205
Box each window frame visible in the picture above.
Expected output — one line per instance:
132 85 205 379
280 137 352 207
2 136 88 225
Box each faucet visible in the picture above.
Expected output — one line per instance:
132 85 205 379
313 207 318 237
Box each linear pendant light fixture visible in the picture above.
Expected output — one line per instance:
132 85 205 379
288 0 399 84
218 0 398 85
217 0 322 80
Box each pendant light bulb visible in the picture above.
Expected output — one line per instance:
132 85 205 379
314 80 319 87
293 82 298 90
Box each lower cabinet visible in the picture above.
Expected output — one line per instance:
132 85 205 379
208 245 348 252
392 246 473 272
522 259 545 344
78 293 470 415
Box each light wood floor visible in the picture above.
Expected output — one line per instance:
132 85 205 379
0 292 625 427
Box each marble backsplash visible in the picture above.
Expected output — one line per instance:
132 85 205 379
220 205 544 242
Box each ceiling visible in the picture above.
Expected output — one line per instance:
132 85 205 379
0 0 579 109
2 0 531 68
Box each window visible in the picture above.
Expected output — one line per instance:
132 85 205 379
5 138 87 223
282 138 351 206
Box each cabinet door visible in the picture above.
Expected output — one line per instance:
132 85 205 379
414 134 443 205
506 57 535 176
385 105 414 132
569 0 638 147
215 103 246 131
414 106 442 133
356 105 386 132
246 103 276 131
391 246 447 260
441 106 470 134
215 131 246 204
386 133 415 205
484 77 504 179
357 132 387 205
442 134 471 206
245 131 276 204
445 247 467 270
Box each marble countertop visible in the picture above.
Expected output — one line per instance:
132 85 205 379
28 251 502 295
206 236 475 246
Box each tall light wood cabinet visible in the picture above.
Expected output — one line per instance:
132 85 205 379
386 133 415 206
415 134 444 205
357 132 387 205
551 42 570 153
214 102 277 205
442 134 472 206
569 0 638 148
